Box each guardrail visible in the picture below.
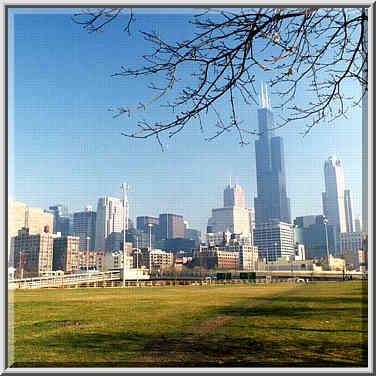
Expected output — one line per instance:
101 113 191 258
9 271 121 289
9 270 366 290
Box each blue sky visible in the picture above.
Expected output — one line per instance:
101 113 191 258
8 8 363 233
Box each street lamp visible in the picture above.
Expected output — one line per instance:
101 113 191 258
121 182 129 287
136 232 139 286
273 242 278 281
86 236 90 273
323 217 330 270
148 223 153 275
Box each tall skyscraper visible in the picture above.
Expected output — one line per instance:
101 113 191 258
207 184 250 235
293 215 336 259
48 205 71 236
95 196 124 251
137 216 160 235
254 83 291 225
344 189 355 233
253 220 294 262
322 156 347 233
73 206 97 251
159 213 185 239
224 183 245 208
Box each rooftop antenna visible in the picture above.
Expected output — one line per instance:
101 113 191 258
261 81 265 108
265 83 271 109
261 81 272 109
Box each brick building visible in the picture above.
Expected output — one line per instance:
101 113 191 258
149 249 174 271
53 236 80 273
13 227 54 278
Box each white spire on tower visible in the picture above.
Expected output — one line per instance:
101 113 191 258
260 81 271 109
265 84 271 109
261 81 265 108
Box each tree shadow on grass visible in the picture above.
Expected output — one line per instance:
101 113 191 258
12 328 367 368
242 294 367 306
215 303 357 320
12 284 368 368
249 324 367 334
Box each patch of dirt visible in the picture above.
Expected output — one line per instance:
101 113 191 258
35 320 90 328
193 315 233 337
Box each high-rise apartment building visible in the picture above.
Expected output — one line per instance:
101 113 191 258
322 156 347 233
159 213 185 239
95 196 124 251
73 206 97 251
53 236 80 273
254 83 291 225
344 189 355 233
13 227 54 278
253 220 294 262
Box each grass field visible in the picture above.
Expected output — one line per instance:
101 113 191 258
10 281 368 368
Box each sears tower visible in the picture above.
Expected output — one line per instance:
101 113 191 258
254 83 291 225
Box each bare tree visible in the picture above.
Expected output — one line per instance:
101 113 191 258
73 7 368 146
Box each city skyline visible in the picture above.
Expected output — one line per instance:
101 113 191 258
9 9 363 234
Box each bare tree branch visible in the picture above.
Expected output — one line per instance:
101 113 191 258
73 7 368 144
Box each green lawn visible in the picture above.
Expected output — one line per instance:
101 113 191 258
10 281 368 368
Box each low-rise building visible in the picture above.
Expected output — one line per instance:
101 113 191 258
218 235 258 271
149 249 174 271
196 232 258 271
78 250 105 272
216 250 240 270
103 250 133 272
328 254 346 271
294 243 306 261
358 249 367 272
256 258 323 272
